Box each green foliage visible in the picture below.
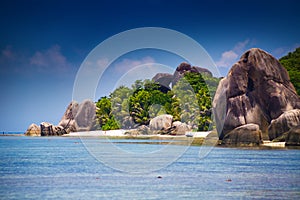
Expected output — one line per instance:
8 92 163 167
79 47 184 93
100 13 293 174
129 80 178 125
173 72 215 131
279 47 300 95
94 71 220 131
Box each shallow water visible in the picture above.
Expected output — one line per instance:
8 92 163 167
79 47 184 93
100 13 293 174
0 136 299 199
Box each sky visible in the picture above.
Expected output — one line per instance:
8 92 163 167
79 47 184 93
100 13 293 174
0 0 299 132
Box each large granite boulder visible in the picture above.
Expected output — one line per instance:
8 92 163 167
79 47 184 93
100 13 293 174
74 99 96 131
268 109 300 140
213 48 300 144
149 114 173 131
40 122 66 136
221 124 262 146
58 101 79 132
58 99 96 132
25 123 41 136
171 121 191 135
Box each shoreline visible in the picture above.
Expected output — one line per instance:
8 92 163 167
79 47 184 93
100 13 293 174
2 130 299 149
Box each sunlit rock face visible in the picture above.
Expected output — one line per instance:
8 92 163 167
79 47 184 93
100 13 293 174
213 48 300 145
58 99 96 132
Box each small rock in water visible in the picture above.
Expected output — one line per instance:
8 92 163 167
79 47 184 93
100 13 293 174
157 176 162 179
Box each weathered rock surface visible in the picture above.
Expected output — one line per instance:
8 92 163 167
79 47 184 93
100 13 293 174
268 109 300 140
25 123 41 136
171 121 191 135
58 101 79 132
213 48 300 144
285 125 300 146
74 99 96 131
58 99 96 132
149 114 173 131
40 122 66 136
221 124 262 146
152 73 173 92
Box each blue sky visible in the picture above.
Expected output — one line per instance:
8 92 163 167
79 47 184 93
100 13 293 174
0 0 299 132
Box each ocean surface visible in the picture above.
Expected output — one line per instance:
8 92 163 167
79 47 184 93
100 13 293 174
0 136 299 199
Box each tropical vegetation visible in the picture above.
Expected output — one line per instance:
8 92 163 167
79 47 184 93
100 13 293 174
279 47 300 95
94 71 220 131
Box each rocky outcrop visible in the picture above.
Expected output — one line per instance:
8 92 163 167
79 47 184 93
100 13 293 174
213 48 300 145
25 123 41 136
74 99 96 131
221 124 262 146
285 125 300 146
152 62 213 90
25 99 96 136
58 99 96 132
149 114 173 132
268 109 300 140
40 122 66 136
58 101 79 132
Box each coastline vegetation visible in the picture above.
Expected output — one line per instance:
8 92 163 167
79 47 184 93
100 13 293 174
94 72 220 132
279 47 300 95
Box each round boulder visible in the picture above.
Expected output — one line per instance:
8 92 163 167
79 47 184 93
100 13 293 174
25 123 41 136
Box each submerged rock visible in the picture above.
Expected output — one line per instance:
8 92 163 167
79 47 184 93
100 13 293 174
213 48 300 145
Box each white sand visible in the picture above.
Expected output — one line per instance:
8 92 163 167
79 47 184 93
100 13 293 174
63 129 126 137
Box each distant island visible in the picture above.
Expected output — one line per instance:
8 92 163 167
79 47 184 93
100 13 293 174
25 48 300 147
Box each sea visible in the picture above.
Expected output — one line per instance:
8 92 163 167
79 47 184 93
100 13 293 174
0 135 299 200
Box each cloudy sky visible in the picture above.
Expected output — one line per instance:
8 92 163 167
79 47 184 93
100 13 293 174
1 0 299 132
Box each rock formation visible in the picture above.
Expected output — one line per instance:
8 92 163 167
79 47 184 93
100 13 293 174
221 124 262 146
40 122 66 136
25 99 96 136
152 62 212 89
172 62 212 86
268 109 300 140
25 123 41 136
74 99 96 131
152 73 173 92
149 114 173 131
213 48 300 145
171 121 191 135
58 101 79 132
58 99 96 132
285 125 300 146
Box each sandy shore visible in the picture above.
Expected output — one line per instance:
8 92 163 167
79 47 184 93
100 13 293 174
62 130 212 139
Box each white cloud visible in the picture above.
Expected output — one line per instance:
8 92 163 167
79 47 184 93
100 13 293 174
30 45 72 73
216 39 252 68
272 43 300 59
216 50 238 68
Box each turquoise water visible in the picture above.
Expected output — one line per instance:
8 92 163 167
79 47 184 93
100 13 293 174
0 136 299 199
